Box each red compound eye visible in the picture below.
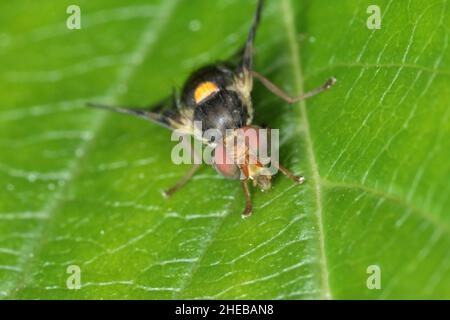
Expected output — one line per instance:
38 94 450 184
213 141 240 179
212 126 266 180
240 126 261 154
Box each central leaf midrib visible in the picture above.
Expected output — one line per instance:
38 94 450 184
281 0 332 299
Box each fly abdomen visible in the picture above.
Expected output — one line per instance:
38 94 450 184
193 90 248 136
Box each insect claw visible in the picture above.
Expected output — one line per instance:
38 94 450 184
325 77 337 89
162 190 172 199
294 175 306 184
242 205 253 218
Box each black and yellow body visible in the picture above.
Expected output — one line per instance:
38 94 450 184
88 0 335 216
183 65 252 137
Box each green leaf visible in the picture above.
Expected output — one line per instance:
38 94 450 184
1 0 449 299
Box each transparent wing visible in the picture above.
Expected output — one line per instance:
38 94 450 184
87 94 195 135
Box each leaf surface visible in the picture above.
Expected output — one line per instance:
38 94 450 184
0 0 449 299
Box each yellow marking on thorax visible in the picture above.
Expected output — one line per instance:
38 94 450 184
194 81 219 104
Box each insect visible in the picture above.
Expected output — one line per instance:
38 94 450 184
88 0 335 217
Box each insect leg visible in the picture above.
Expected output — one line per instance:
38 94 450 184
253 71 336 104
163 164 202 198
273 161 305 184
241 179 253 217
163 135 202 197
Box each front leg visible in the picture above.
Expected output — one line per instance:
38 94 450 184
241 179 253 217
274 162 305 184
163 164 202 198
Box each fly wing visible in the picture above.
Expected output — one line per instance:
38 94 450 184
229 0 264 124
239 0 264 76
87 94 195 136
227 0 264 76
